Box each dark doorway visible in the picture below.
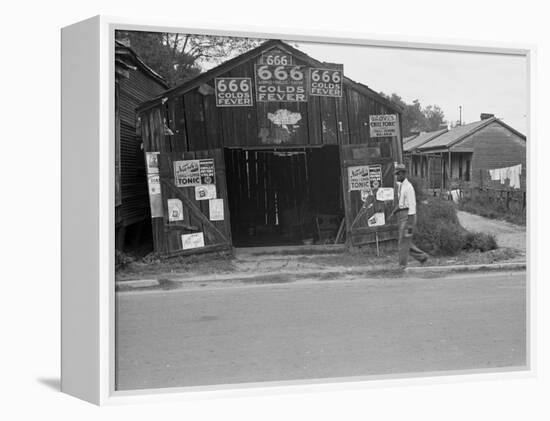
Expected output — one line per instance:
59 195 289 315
225 145 343 247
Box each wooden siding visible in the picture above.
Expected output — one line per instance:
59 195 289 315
140 52 401 152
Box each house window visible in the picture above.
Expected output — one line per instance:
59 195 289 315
458 155 463 179
465 160 471 181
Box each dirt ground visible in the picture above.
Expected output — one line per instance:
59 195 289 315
457 210 526 254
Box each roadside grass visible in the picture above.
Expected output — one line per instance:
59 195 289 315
458 195 526 226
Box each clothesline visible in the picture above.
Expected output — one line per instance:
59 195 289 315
488 164 522 189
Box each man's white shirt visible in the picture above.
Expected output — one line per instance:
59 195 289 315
397 178 416 215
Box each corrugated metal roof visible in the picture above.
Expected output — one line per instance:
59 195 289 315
404 128 448 152
418 118 496 150
403 134 418 144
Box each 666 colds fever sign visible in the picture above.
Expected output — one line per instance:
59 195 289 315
309 67 343 97
215 78 253 107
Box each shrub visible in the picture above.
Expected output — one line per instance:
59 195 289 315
115 250 135 270
464 231 497 252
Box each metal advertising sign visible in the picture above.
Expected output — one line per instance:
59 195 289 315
174 160 201 187
214 78 253 107
261 49 293 65
209 198 224 221
195 185 217 201
376 187 394 201
199 159 215 184
255 64 307 102
309 67 343 97
167 198 184 222
369 114 399 138
181 232 205 250
368 164 382 189
145 152 160 174
367 212 386 227
174 159 216 187
348 165 370 191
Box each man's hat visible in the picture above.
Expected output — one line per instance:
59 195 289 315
394 163 407 174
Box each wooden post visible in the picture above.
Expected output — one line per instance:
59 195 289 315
375 232 380 257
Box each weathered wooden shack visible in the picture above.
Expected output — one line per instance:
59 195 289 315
136 39 404 256
115 41 169 249
409 115 526 190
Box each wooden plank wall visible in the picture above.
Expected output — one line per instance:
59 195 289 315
144 149 232 255
139 53 402 153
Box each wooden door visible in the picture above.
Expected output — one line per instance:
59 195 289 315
152 149 232 256
340 144 398 247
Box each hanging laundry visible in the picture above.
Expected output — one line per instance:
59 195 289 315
488 164 522 189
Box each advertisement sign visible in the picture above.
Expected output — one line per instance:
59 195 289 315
369 114 398 138
376 187 394 201
348 165 370 191
368 212 386 227
147 174 163 218
181 232 205 250
261 49 293 65
167 198 184 222
255 64 307 102
309 67 343 97
174 159 216 187
368 165 382 189
145 152 160 174
147 174 161 195
199 159 215 184
215 78 253 107
195 185 217 201
209 198 224 221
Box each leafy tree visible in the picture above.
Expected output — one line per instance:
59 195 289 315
115 31 262 87
380 93 447 136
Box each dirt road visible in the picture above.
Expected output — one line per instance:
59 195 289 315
457 211 526 253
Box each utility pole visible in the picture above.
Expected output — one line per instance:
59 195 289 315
459 105 462 126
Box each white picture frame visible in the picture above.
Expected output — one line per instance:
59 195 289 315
61 15 534 405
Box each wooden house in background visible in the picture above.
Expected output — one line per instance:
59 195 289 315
403 128 448 188
406 114 526 190
115 41 169 250
136 39 404 256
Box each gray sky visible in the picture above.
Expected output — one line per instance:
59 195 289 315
294 40 528 134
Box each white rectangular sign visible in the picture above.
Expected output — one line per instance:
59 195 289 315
167 198 183 222
209 199 224 221
368 212 386 227
376 187 394 201
181 232 205 250
195 185 217 201
369 114 398 138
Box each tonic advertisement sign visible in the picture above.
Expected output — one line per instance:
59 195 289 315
174 159 216 187
309 67 343 97
214 78 253 107
255 64 307 102
348 165 370 191
174 160 201 187
369 114 398 138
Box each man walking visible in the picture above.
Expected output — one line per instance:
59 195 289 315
390 163 429 268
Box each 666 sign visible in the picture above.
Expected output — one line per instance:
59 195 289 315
309 68 343 97
255 64 307 102
215 77 253 107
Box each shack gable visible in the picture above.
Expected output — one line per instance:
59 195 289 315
138 40 403 158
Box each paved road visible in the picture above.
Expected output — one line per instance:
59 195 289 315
115 271 526 391
457 210 526 252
